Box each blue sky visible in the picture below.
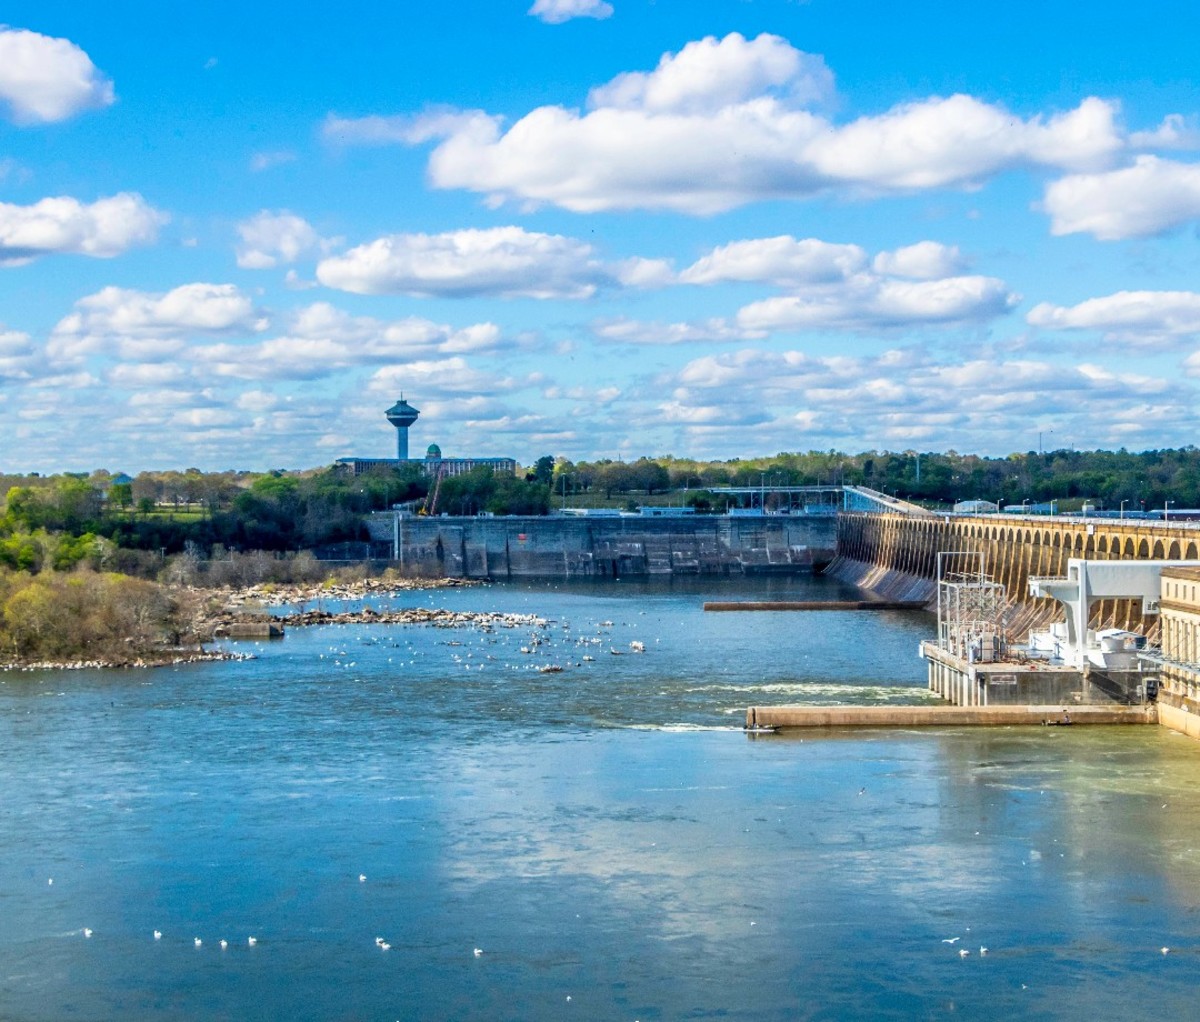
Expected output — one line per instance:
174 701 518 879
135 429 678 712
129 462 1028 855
2 0 1200 472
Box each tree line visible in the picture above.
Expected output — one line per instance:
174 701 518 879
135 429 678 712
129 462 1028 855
4 446 1200 573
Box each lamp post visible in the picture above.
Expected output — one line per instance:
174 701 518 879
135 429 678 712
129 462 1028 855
1120 499 1127 519
1166 500 1175 521
1022 498 1030 514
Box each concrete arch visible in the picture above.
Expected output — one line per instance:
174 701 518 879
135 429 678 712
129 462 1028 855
1168 541 1181 559
1124 538 1136 557
1153 540 1165 559
1188 542 1198 560
1138 538 1150 558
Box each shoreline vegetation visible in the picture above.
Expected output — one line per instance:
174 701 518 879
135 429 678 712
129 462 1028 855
0 570 510 672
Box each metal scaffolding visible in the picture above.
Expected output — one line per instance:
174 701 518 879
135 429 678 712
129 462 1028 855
936 551 1009 663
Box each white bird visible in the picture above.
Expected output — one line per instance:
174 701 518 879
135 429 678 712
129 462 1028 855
473 948 483 957
959 948 970 958
980 947 989 956
380 942 391 951
153 930 162 940
942 937 960 944
83 928 93 938
47 878 53 886
1162 946 1171 955
359 874 367 882
375 937 384 946
247 936 257 946
194 937 202 947
220 939 228 950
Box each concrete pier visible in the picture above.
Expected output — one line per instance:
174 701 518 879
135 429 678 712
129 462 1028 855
745 704 1156 729
704 599 926 611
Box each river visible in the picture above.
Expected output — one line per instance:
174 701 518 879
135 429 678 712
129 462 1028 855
2 575 1198 1020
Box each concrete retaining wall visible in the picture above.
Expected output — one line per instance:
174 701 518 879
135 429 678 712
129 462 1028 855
1157 701 1200 739
366 513 838 579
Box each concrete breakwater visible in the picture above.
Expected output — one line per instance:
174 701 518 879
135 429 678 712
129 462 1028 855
745 704 1156 729
366 513 837 578
704 599 926 611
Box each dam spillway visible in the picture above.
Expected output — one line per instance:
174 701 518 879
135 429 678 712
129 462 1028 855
366 512 838 578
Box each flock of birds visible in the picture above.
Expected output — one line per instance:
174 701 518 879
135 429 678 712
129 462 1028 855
941 936 988 958
67 867 1183 964
66 872 500 958
314 608 655 680
77 926 258 949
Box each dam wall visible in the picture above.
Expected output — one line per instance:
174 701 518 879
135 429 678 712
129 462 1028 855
829 512 1200 638
366 512 838 579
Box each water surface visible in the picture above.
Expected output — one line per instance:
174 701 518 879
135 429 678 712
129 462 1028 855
2 576 1197 1020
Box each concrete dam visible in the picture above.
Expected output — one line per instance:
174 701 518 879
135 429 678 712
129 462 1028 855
829 511 1200 638
369 504 1200 641
366 513 837 578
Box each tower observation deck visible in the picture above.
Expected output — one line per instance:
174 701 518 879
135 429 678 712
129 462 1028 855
385 397 420 460
337 394 517 479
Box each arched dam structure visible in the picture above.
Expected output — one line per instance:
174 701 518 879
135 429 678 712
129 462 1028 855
829 511 1200 640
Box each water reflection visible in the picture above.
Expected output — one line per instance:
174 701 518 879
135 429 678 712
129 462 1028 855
1 578 1198 1020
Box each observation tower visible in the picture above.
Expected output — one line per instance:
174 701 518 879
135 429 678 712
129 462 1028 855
385 397 420 460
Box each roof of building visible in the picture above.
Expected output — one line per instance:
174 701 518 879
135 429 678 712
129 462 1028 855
385 397 420 424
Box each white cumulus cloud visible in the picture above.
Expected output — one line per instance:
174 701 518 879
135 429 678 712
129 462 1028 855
49 283 266 362
186 303 507 381
0 26 114 124
680 236 866 286
0 193 165 265
528 0 613 24
593 317 757 345
737 275 1018 331
236 210 323 269
1129 114 1200 152
316 226 611 298
589 32 832 114
667 234 1010 333
1042 155 1200 239
351 33 1125 213
872 241 965 280
0 328 38 381
1028 290 1200 343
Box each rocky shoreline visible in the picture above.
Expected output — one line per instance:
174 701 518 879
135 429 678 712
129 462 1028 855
211 575 480 610
0 575 513 672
